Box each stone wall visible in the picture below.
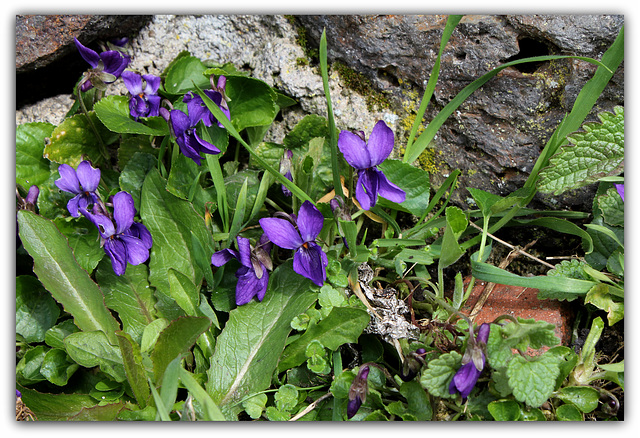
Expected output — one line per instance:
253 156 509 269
16 14 624 210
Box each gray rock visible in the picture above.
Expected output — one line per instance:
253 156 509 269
16 14 624 211
295 15 624 209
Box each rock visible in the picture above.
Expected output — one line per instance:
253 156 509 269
16 14 151 107
16 14 624 211
461 277 573 353
295 15 624 210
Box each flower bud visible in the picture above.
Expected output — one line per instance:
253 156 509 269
347 365 370 419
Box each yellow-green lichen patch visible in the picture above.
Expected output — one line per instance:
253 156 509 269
332 61 391 112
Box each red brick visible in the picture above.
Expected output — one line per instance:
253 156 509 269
461 277 573 354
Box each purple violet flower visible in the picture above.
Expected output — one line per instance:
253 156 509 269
211 235 273 306
449 323 491 399
259 201 328 287
347 365 370 419
168 108 221 166
338 120 406 210
17 185 40 212
182 76 230 128
25 185 39 206
74 38 130 92
121 71 162 120
615 183 624 202
84 191 152 276
55 161 101 218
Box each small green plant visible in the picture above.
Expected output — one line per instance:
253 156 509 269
16 17 623 421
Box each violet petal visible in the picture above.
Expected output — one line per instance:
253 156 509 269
259 217 304 250
374 168 405 204
76 161 101 192
112 191 135 234
338 130 371 170
367 120 394 166
55 164 81 194
293 243 328 286
297 201 324 243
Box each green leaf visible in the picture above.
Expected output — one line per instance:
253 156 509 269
44 319 79 349
207 263 317 408
94 95 169 135
284 114 329 149
150 316 211 384
64 331 127 382
163 53 210 94
556 403 583 421
40 348 78 386
17 345 48 384
96 260 156 344
157 355 182 420
274 384 300 412
305 340 331 375
116 331 151 409
555 386 600 413
16 384 98 421
140 169 214 318
438 206 468 269
467 187 504 217
585 283 624 325
488 400 522 421
16 275 60 343
119 152 157 211
17 211 121 344
538 106 624 195
140 318 170 353
44 112 117 167
377 159 431 216
419 350 461 399
168 268 200 316
70 402 126 421
597 186 624 227
167 152 201 201
226 76 278 131
472 260 597 299
52 216 105 274
265 406 291 421
227 174 249 243
507 353 561 407
117 136 158 169
278 306 370 372
16 122 55 189
546 346 579 390
584 216 624 270
400 380 432 421
242 393 268 419
179 368 226 420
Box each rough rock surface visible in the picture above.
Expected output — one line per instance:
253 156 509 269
16 15 151 107
16 14 624 210
295 14 624 209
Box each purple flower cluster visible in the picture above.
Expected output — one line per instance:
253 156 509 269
75 37 230 167
212 201 329 306
211 235 273 306
74 38 130 92
164 77 230 166
55 160 152 276
449 323 490 399
338 120 406 210
121 71 161 120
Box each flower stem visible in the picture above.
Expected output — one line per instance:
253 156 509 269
76 83 109 162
